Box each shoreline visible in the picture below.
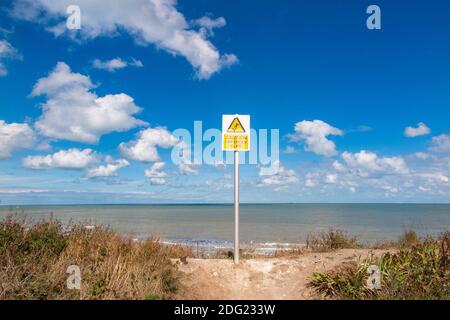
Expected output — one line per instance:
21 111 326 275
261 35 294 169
2 212 449 254
162 238 306 257
2 203 449 246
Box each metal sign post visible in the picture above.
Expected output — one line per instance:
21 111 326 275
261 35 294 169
222 114 250 265
234 150 239 265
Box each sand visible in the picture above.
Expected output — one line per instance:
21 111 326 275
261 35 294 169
175 249 389 300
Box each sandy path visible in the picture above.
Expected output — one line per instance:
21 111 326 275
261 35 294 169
175 249 388 300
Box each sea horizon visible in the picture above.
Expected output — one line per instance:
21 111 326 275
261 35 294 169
2 202 450 206
2 203 449 253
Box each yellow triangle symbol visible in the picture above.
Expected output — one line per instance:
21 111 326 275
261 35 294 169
227 117 245 133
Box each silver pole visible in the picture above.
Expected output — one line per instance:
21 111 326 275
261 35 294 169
234 150 239 264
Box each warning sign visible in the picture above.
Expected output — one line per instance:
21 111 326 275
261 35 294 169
222 115 250 151
227 117 246 133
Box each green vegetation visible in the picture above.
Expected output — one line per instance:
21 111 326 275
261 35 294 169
309 230 450 300
0 216 191 300
2 215 449 300
306 228 359 252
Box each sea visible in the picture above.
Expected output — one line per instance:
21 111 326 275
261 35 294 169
1 203 449 253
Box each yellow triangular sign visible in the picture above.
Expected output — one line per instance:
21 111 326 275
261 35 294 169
227 117 245 133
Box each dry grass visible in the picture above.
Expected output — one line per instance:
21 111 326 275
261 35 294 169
306 228 359 252
372 229 423 249
0 216 192 300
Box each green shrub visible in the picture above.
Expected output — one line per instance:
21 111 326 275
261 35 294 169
309 231 450 300
0 217 26 251
25 221 67 256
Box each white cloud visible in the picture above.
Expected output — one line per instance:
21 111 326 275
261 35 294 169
325 174 338 184
0 39 21 76
303 172 321 188
258 161 298 187
12 0 238 79
179 163 199 176
87 158 129 178
404 122 431 138
341 150 409 176
310 148 450 197
382 185 399 193
32 62 92 96
290 120 343 156
414 152 430 160
23 148 97 169
194 16 226 36
417 173 449 183
0 188 51 194
418 186 431 192
332 160 346 172
145 161 167 185
32 62 147 143
283 146 297 154
203 179 231 191
119 127 178 162
0 120 35 158
92 57 144 72
305 179 318 188
269 144 449 199
430 134 450 153
211 160 226 169
92 58 127 71
130 58 144 68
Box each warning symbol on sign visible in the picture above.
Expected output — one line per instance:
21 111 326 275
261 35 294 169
227 117 246 133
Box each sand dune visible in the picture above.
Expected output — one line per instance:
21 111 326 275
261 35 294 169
175 249 389 300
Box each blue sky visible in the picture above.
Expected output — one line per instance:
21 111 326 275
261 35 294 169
1 0 450 204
